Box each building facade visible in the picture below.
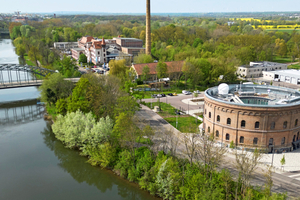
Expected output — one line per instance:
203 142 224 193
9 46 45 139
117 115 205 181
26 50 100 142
237 61 287 78
263 69 300 85
203 84 300 153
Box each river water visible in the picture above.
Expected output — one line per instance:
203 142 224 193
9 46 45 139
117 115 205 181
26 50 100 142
0 37 158 200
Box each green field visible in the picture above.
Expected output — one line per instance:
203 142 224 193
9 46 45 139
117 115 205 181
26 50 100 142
272 56 293 63
165 116 201 132
265 29 300 34
288 64 300 70
24 56 35 66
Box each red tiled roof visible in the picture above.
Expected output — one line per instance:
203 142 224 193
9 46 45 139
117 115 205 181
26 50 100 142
132 61 184 76
80 36 94 44
92 40 102 49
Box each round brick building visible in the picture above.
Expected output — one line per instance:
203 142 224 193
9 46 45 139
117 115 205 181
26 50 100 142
203 84 300 152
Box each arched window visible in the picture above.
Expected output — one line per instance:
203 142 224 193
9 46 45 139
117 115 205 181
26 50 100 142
241 120 246 128
209 112 211 118
281 137 285 145
296 119 298 127
240 136 244 143
227 118 231 125
255 121 260 129
293 135 296 142
217 115 220 122
271 122 275 129
208 127 210 133
226 133 230 141
253 138 258 145
269 138 273 145
216 130 219 137
283 121 288 129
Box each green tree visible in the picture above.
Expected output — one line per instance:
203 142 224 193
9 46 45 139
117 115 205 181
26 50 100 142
141 65 150 82
134 53 154 64
28 46 41 67
280 155 286 171
156 62 168 79
78 53 87 63
39 73 74 105
109 59 128 81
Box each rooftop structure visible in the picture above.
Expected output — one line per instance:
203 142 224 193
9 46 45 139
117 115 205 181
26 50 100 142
204 84 300 153
263 69 300 85
237 61 287 78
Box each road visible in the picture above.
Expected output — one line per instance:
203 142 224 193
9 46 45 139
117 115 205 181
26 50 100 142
136 100 300 197
143 93 204 111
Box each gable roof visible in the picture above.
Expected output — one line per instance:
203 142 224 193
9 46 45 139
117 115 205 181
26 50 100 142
132 61 184 76
80 36 94 44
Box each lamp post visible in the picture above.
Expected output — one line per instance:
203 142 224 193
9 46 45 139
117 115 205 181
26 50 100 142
271 141 275 166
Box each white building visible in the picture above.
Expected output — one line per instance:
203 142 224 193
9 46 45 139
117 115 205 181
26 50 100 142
263 69 300 85
237 61 288 78
54 42 78 50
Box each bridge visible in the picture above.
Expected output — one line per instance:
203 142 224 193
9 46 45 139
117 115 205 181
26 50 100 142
0 64 80 89
0 28 9 34
0 99 45 126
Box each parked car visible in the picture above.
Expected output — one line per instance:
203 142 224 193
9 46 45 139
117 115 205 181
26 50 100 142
194 90 201 94
161 93 166 97
152 94 157 98
167 93 173 96
183 90 192 95
173 93 177 96
157 94 162 98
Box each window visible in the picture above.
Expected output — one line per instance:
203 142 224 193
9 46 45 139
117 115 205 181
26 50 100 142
216 130 219 137
104 54 106 57
98 51 100 55
103 49 105 52
226 134 230 141
281 137 285 145
293 135 296 142
269 138 273 145
255 121 260 129
208 127 210 133
217 115 220 122
271 122 275 129
209 112 211 118
283 121 288 129
253 138 258 145
205 109 207 114
241 120 246 128
296 119 298 127
298 132 299 141
240 136 244 143
227 118 231 125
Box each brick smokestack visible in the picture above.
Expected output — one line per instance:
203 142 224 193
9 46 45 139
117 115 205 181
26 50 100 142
146 0 151 55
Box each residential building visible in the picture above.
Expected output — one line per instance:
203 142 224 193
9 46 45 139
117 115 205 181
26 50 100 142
54 42 78 50
236 61 287 78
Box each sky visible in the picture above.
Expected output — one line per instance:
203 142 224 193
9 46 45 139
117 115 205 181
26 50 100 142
1 0 300 14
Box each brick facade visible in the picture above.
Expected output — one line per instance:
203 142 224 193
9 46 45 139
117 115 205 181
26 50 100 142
203 93 300 152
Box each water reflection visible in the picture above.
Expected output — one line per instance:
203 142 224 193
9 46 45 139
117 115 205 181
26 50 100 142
40 123 159 200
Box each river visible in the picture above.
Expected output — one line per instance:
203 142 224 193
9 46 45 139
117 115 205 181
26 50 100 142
0 37 158 200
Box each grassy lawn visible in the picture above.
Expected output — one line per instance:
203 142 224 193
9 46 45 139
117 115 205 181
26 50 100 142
144 102 201 132
272 56 293 63
164 116 202 132
24 56 35 66
288 64 300 70
145 102 177 117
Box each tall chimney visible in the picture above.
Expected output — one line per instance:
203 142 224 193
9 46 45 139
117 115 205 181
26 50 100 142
146 0 151 55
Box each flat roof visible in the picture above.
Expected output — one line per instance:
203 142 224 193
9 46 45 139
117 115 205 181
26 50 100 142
122 47 145 50
71 48 85 51
205 84 300 108
269 69 300 79
239 61 286 68
114 37 142 41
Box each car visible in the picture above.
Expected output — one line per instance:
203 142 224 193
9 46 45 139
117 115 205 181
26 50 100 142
173 93 177 96
167 93 173 96
152 94 157 98
194 90 201 94
161 93 166 97
157 94 162 98
183 90 192 95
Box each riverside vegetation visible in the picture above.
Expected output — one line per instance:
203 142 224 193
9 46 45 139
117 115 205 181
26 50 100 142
41 71 287 200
